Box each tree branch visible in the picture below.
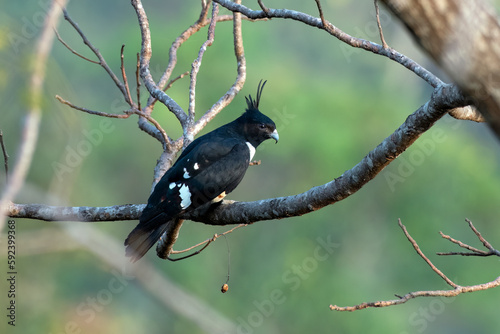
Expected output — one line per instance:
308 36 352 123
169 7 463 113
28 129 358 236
0 0 67 233
212 0 442 88
0 130 8 183
130 0 188 127
437 218 500 257
7 84 471 225
188 2 219 131
380 0 500 136
61 9 131 104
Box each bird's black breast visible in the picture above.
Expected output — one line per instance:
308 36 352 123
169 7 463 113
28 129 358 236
140 135 252 225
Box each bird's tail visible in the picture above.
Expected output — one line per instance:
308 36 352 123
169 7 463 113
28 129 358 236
124 214 169 262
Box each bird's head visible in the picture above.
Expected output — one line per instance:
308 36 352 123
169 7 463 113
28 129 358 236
240 80 279 147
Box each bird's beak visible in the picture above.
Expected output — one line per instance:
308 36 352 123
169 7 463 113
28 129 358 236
270 129 279 143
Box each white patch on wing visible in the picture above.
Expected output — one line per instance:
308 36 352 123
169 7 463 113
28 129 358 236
183 167 190 179
169 182 176 189
246 142 256 160
178 184 192 209
193 162 200 170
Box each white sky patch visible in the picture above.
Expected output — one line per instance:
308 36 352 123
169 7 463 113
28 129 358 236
193 162 200 170
183 168 190 179
246 142 256 160
169 182 176 189
178 184 192 209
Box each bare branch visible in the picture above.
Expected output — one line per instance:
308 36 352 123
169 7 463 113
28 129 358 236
212 0 442 88
164 71 189 92
7 84 471 225
150 1 212 101
171 224 246 255
437 219 500 257
0 130 8 182
121 44 134 106
330 219 500 311
399 219 456 288
130 0 188 126
54 28 99 64
8 202 144 222
136 53 142 110
314 0 326 28
0 0 67 232
61 9 130 102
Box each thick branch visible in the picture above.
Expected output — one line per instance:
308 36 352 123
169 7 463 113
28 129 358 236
330 278 500 311
7 84 470 224
8 202 144 222
381 0 500 136
183 84 470 225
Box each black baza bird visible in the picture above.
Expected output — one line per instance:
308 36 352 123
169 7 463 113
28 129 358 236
125 81 279 262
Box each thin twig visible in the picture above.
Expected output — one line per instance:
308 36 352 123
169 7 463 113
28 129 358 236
120 44 134 106
54 28 99 64
330 276 500 311
438 231 489 256
55 95 130 119
399 219 457 288
0 131 8 183
437 219 500 257
374 0 388 48
167 224 246 261
330 219 500 311
62 9 130 100
466 218 499 254
314 0 326 28
131 0 188 127
171 224 246 255
9 84 471 225
190 0 247 138
212 0 442 88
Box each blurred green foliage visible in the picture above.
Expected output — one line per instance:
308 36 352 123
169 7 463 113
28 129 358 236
1 1 500 334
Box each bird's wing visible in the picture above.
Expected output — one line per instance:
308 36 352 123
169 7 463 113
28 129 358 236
125 140 252 261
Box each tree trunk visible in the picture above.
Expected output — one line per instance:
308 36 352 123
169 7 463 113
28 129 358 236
381 0 500 137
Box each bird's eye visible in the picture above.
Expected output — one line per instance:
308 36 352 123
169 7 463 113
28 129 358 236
259 123 266 129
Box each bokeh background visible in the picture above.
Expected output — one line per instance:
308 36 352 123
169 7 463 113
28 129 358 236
1 1 500 333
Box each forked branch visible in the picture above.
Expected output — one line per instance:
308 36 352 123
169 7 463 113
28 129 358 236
330 219 500 311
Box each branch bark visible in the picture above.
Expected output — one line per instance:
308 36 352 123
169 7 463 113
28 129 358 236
331 219 500 311
8 84 471 225
0 0 67 233
380 0 500 136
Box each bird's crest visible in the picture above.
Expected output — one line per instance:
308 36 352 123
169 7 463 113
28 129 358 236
245 80 267 111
